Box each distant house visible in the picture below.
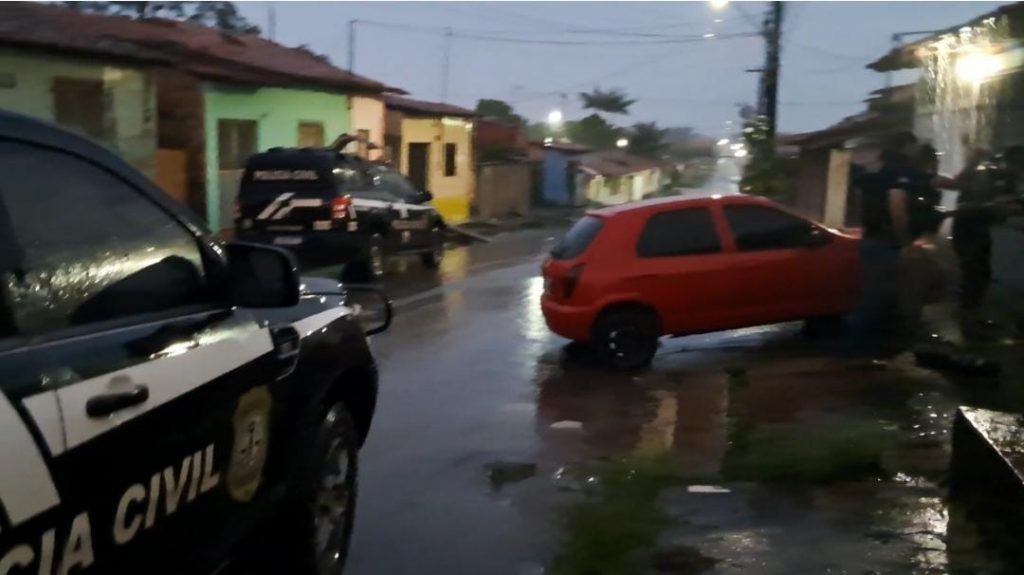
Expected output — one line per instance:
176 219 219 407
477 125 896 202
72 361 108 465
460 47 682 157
384 95 477 224
0 6 168 177
529 141 591 206
0 3 401 233
576 150 664 205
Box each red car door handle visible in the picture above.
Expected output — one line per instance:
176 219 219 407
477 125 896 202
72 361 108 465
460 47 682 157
86 384 150 418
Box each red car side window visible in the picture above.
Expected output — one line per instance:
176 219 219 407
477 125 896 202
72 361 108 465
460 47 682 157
724 205 816 251
636 208 720 258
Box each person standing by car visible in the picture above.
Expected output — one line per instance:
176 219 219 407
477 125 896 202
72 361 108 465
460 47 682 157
850 132 924 344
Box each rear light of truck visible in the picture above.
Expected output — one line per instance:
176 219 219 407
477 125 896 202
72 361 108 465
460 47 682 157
563 264 585 299
331 196 352 220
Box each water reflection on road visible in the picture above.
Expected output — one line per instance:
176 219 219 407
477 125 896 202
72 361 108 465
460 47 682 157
335 233 1012 575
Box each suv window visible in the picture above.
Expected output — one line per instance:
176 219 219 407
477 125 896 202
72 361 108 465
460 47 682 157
724 205 816 251
374 170 420 202
0 141 212 337
551 216 603 260
636 208 720 258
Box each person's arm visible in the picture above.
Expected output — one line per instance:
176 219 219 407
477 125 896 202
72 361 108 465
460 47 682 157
888 187 911 246
932 174 959 190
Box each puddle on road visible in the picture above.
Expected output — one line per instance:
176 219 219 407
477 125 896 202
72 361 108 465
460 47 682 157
530 335 1019 575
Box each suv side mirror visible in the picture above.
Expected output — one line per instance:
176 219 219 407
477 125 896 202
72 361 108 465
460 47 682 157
418 190 434 203
343 285 393 335
226 242 300 307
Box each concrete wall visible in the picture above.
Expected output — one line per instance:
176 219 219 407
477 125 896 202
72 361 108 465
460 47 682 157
398 116 474 224
203 84 349 231
349 95 384 160
0 47 156 175
476 163 530 219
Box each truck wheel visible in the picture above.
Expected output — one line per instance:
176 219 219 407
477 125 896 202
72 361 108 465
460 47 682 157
592 308 660 370
419 228 444 269
274 402 359 575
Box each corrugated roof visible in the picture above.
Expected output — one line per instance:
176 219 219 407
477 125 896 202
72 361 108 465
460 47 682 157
0 2 403 93
383 94 477 118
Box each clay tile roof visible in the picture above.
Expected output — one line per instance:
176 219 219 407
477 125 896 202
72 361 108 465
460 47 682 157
867 2 1024 72
577 150 662 177
0 2 404 94
383 94 478 118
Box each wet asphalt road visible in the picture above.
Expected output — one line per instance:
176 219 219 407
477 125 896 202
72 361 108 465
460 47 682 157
304 223 1021 574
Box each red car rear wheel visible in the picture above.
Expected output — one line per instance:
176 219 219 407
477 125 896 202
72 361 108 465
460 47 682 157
592 307 660 370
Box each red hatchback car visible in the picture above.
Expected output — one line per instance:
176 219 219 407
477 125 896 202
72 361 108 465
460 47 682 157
541 194 861 369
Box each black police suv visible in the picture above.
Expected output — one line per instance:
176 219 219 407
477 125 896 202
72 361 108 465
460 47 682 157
235 147 446 278
0 110 390 574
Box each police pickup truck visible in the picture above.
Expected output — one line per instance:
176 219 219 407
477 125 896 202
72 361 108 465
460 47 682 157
0 111 390 574
235 146 446 279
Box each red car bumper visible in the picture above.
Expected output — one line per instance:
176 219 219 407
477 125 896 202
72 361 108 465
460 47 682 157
541 294 595 342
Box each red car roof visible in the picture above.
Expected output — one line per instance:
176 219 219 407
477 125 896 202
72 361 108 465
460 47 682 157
587 193 776 217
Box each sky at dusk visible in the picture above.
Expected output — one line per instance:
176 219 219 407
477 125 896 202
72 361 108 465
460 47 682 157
238 1 1006 137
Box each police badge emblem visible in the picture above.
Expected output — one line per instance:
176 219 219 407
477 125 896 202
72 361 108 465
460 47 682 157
227 386 272 502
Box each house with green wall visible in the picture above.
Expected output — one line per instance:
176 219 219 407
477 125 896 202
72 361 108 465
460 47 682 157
0 3 401 233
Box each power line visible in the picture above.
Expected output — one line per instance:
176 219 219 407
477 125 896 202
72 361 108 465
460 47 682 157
355 19 759 46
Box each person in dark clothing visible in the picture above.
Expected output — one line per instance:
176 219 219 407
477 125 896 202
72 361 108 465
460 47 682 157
953 146 1024 312
850 132 923 340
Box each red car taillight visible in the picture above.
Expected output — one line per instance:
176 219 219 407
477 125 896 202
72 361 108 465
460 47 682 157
331 196 352 220
563 264 585 299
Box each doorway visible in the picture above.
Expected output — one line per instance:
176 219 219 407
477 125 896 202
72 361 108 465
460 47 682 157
407 143 430 192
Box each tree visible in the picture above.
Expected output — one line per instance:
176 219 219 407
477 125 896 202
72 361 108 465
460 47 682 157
566 113 621 150
57 1 260 34
626 122 668 160
579 88 635 115
475 99 526 126
188 2 260 34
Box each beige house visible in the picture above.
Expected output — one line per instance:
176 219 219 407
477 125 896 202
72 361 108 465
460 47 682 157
577 151 664 205
384 95 477 223
348 95 386 160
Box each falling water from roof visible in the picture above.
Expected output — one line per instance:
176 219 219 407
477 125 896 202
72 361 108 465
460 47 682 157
918 17 1007 175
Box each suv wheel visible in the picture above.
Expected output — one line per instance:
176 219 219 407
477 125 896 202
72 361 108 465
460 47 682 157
274 402 359 575
420 228 444 269
592 308 660 370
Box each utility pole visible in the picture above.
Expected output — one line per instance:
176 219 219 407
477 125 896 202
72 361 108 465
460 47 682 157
348 19 357 72
267 5 276 41
441 27 453 102
758 1 784 147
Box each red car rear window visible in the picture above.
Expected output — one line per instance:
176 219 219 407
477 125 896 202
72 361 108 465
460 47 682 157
551 216 603 260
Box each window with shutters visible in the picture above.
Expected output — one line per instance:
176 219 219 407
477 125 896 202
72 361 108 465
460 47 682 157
52 77 105 140
218 119 258 170
444 143 457 177
298 121 325 148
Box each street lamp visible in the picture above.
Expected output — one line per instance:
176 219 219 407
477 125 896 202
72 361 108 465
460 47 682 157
616 138 629 149
547 109 564 127
709 0 729 11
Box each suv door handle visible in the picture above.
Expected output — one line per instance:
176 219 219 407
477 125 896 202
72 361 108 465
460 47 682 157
86 384 150 418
